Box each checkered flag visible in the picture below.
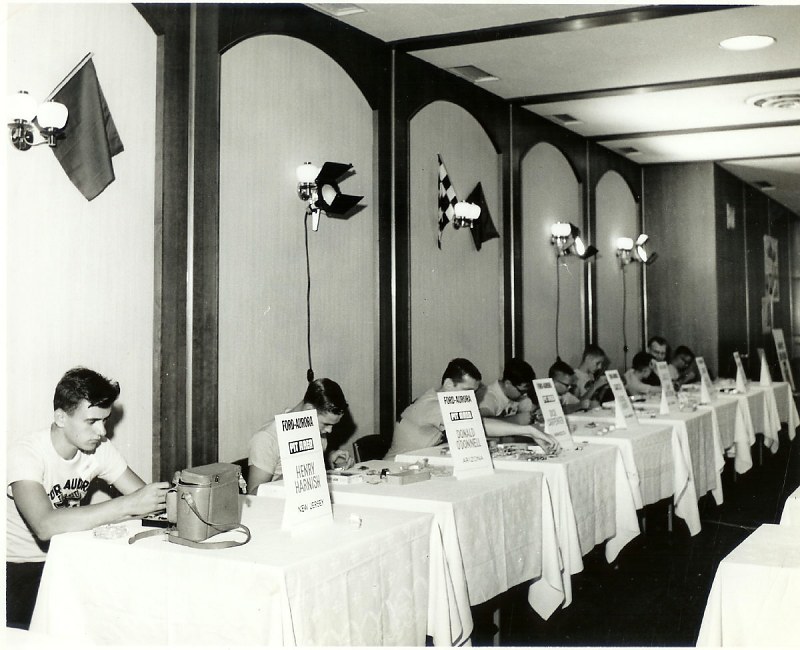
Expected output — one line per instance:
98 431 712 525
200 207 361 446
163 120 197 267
437 153 458 249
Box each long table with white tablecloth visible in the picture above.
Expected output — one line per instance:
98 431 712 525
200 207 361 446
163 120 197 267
30 497 434 646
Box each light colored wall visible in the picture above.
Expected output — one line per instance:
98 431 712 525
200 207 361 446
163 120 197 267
520 143 584 375
218 35 376 461
595 171 641 370
5 3 157 480
408 101 503 397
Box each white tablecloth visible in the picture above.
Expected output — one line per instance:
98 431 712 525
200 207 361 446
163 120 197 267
771 381 799 441
780 484 800 526
713 380 784 453
696 524 800 646
396 444 640 613
262 463 560 634
567 419 675 509
30 496 433 646
572 405 720 536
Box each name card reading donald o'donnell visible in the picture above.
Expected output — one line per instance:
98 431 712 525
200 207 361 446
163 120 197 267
437 390 494 479
276 409 333 531
532 378 575 450
605 369 638 428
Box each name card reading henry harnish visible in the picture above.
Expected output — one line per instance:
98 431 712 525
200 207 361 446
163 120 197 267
437 390 494 479
532 378 575 450
276 409 333 531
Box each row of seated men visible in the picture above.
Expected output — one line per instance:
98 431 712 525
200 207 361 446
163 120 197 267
5 339 700 628
247 334 703 493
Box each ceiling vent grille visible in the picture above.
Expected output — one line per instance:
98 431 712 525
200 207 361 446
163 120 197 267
747 92 800 110
551 113 582 125
447 65 499 84
311 3 366 17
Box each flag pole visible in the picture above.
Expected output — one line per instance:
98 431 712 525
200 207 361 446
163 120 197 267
46 52 94 101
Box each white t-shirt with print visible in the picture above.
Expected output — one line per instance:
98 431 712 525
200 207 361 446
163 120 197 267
6 428 128 563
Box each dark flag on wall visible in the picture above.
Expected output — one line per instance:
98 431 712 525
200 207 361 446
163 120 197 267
437 153 458 249
466 182 500 251
49 55 124 201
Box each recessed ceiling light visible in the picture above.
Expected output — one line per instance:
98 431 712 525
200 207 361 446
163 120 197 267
719 35 776 51
617 146 642 156
754 180 776 191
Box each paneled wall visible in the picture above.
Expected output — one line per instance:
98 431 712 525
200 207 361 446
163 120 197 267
408 101 503 398
5 4 157 480
595 171 641 370
520 143 584 376
218 35 376 461
644 163 720 374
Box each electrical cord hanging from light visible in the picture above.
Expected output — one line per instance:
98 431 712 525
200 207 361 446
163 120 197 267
296 161 364 382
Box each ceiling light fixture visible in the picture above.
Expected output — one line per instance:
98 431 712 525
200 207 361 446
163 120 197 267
719 34 776 51
447 65 499 84
747 92 800 110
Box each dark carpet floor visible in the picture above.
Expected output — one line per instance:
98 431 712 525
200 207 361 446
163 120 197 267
470 424 800 647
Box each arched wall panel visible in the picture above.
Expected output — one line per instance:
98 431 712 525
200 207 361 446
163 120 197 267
408 101 503 398
596 171 641 370
521 143 585 376
219 35 376 460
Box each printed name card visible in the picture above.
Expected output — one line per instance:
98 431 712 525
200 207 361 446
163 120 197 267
758 348 773 386
276 409 333 531
532 378 575 450
655 361 678 413
605 369 638 428
773 328 796 391
695 357 715 404
733 351 748 392
437 390 494 479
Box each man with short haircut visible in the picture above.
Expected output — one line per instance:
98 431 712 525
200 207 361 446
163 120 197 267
550 359 597 414
6 367 171 629
477 357 537 424
643 335 670 386
624 352 660 396
574 344 609 402
385 358 560 459
670 345 698 388
248 378 354 494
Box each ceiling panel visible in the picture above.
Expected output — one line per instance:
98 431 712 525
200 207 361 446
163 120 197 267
310 3 800 215
526 77 800 136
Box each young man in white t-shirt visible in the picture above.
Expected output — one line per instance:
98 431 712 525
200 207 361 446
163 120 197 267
477 357 537 424
6 367 170 629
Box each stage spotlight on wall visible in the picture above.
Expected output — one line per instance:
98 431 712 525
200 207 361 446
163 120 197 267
550 222 598 259
7 90 68 151
453 201 481 229
617 234 657 266
296 161 363 231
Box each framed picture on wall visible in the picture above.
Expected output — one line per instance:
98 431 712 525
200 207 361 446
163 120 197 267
762 295 774 335
764 235 779 302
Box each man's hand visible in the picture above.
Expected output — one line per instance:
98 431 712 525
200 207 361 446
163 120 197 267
530 429 561 455
329 449 354 470
122 482 171 517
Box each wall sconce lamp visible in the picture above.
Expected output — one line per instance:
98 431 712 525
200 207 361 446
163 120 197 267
616 234 657 266
550 222 598 259
7 90 68 151
296 161 363 232
453 201 481 229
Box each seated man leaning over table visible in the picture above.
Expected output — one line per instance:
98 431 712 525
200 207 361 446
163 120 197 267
6 367 171 630
624 352 661 397
642 335 671 386
669 345 699 389
550 358 598 414
384 357 560 460
476 357 538 424
248 378 354 494
574 344 610 404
